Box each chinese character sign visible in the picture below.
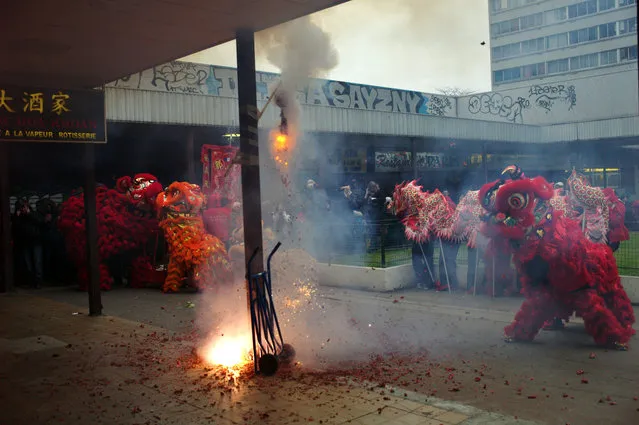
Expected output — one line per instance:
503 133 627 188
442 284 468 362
0 85 105 143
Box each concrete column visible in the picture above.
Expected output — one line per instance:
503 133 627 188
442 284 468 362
84 143 102 316
187 128 196 183
411 138 418 180
236 29 264 274
0 143 14 293
482 143 488 183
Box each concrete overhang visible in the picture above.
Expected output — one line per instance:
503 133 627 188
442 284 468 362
0 0 348 88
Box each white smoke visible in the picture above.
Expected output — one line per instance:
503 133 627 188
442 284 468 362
256 15 339 93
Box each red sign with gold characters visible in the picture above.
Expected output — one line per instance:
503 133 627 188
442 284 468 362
0 85 106 143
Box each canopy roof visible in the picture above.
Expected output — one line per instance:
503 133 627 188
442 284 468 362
0 0 347 88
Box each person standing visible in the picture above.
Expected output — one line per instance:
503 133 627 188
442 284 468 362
13 197 44 288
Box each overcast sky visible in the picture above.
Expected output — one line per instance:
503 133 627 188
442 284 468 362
181 0 492 94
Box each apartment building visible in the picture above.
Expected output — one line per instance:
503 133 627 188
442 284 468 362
489 0 637 89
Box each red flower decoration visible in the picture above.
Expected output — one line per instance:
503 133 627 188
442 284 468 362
496 212 506 221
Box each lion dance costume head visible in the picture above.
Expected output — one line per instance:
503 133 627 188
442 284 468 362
478 165 635 350
116 173 163 211
156 182 231 293
479 165 555 242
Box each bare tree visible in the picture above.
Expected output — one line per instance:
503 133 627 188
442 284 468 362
434 87 477 97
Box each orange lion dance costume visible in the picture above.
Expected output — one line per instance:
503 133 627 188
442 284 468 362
479 166 635 350
155 182 232 293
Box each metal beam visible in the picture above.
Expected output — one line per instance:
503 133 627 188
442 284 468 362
84 143 102 316
0 143 14 293
236 29 264 275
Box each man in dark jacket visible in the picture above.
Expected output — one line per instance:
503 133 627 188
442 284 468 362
13 197 44 288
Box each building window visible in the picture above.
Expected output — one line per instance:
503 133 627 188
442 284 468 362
619 0 636 7
619 17 637 35
522 62 546 78
599 23 617 39
567 1 597 19
546 33 568 49
521 37 545 54
598 0 615 11
620 45 638 61
494 67 522 83
490 0 507 12
569 27 597 45
570 53 599 70
600 49 618 65
491 18 520 36
547 58 570 74
520 13 543 30
606 169 621 189
545 7 567 25
492 42 521 59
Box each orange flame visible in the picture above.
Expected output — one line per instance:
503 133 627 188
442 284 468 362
201 333 252 369
272 132 292 168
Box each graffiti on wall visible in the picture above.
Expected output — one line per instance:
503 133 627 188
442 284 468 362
528 84 577 112
375 151 412 172
415 152 447 169
466 83 577 123
109 61 455 117
467 93 529 123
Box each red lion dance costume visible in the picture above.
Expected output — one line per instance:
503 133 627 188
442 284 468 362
155 181 232 293
58 174 163 290
479 167 635 350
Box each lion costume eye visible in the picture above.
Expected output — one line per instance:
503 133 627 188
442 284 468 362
507 193 528 210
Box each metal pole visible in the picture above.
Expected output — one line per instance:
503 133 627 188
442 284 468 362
491 255 496 299
84 143 102 316
257 81 282 120
438 238 452 293
418 242 435 283
0 143 14 293
236 29 265 275
473 248 479 296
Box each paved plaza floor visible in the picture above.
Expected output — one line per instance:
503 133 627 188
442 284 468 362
1 286 638 425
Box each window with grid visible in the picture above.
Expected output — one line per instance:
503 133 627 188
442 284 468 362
521 37 545 54
492 18 520 36
522 63 546 78
619 0 636 7
547 58 569 74
492 46 503 60
599 0 615 10
600 49 618 65
545 8 567 25
619 18 637 35
569 27 597 45
546 33 568 49
520 13 543 30
490 0 507 12
620 45 638 61
606 170 620 189
502 67 522 82
568 1 597 19
599 23 617 39
570 53 599 70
